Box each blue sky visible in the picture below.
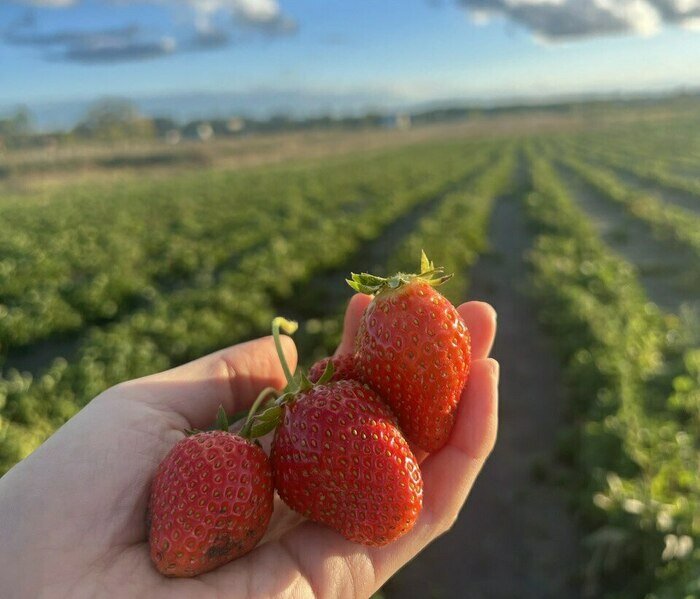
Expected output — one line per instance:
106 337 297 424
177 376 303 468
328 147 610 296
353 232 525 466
1 0 700 120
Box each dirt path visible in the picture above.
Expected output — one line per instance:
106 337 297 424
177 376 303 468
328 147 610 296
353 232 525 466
555 163 698 315
599 162 700 216
385 190 581 599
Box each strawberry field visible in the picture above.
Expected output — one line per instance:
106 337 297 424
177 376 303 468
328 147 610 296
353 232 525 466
1 112 699 597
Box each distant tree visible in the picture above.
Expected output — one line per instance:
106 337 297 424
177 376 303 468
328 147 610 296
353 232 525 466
84 98 138 130
0 106 33 147
11 106 32 135
74 98 155 141
152 117 179 137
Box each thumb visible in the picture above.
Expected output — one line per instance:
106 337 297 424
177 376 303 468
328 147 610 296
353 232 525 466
119 335 297 429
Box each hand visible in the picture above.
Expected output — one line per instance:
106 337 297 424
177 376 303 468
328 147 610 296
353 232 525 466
0 295 498 599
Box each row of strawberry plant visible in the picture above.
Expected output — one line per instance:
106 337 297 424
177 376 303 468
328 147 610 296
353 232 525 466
524 151 700 598
292 144 517 362
565 142 700 207
559 154 700 267
0 140 501 475
387 144 516 302
0 140 486 359
555 117 700 176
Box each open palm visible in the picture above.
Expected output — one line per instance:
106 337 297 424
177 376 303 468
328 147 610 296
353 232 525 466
0 295 498 599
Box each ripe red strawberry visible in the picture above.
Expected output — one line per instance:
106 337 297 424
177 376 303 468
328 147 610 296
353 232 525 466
348 253 471 453
148 416 273 577
270 379 423 546
308 353 360 384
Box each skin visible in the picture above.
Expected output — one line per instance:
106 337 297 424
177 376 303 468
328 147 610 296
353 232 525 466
0 296 498 599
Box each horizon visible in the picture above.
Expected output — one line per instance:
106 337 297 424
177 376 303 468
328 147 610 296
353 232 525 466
2 84 698 132
2 0 700 128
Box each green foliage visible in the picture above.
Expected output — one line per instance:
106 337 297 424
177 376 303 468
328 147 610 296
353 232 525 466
73 98 155 141
0 139 502 474
0 107 33 148
524 150 700 598
561 156 700 268
387 144 516 302
2 117 699 598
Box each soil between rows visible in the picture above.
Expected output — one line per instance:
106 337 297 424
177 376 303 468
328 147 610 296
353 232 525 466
555 162 699 316
386 189 581 599
594 160 700 216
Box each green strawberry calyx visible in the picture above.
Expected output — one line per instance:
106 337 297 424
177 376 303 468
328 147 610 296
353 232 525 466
235 317 336 439
346 250 452 295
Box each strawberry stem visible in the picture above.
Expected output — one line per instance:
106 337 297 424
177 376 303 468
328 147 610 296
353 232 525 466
272 317 298 386
239 387 278 438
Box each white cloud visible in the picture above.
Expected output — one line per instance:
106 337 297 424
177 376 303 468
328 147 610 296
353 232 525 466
6 0 296 63
672 0 700 13
185 0 280 29
231 0 280 21
682 15 700 26
65 35 177 62
470 9 493 24
504 0 565 6
184 0 295 35
13 0 291 30
20 0 77 5
594 0 662 35
458 0 700 39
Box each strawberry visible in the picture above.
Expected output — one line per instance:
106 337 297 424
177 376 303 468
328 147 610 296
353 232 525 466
255 317 422 546
348 252 471 453
308 353 360 384
147 408 274 577
270 378 423 546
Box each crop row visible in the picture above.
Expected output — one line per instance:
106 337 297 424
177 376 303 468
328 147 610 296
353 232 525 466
0 140 501 475
0 141 489 359
555 117 700 175
562 142 700 205
524 151 700 598
559 155 700 267
387 144 516 301
293 144 518 363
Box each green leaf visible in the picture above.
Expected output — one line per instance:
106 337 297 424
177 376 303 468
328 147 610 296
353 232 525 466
283 372 303 395
215 405 229 432
420 250 433 273
346 278 362 293
428 273 453 287
354 273 387 287
346 253 452 295
245 404 283 439
300 372 313 392
316 360 335 385
256 405 282 422
249 419 280 438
